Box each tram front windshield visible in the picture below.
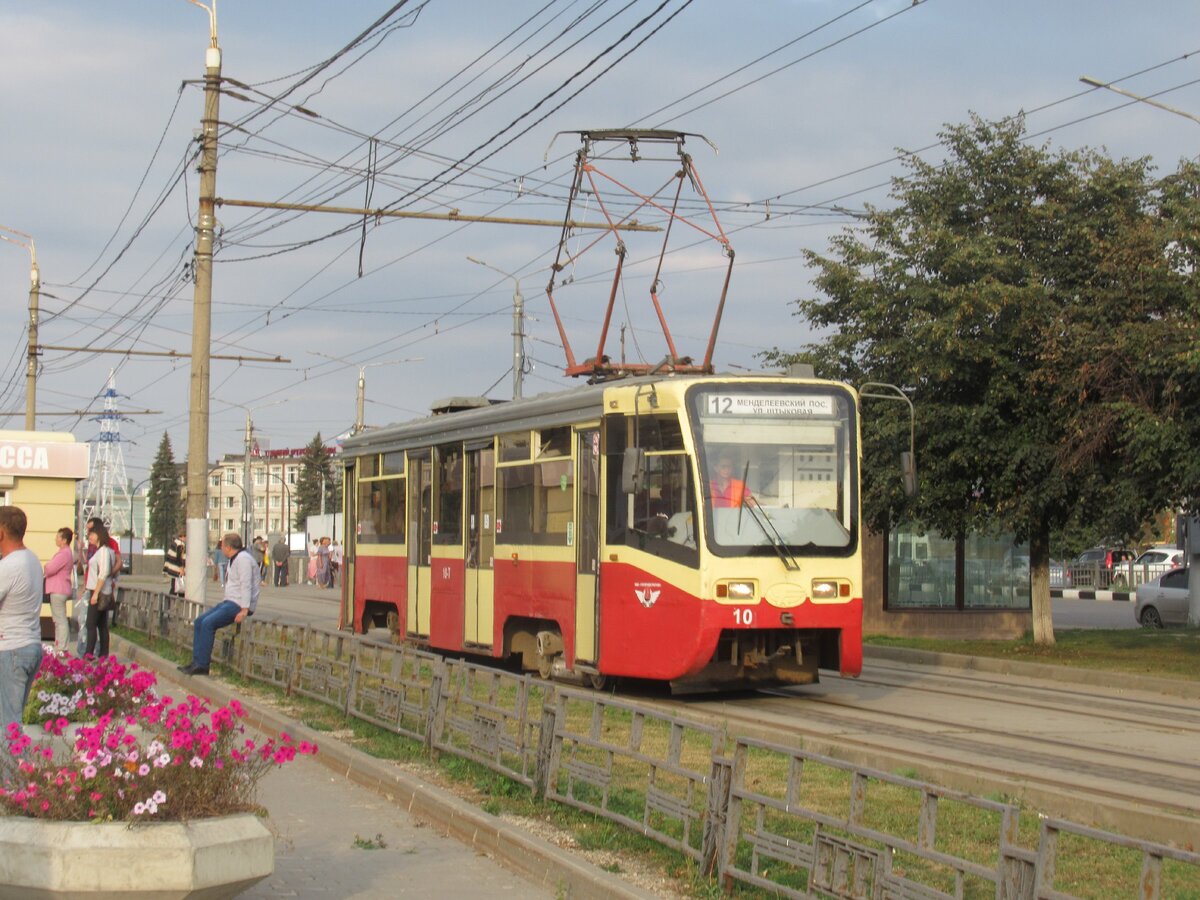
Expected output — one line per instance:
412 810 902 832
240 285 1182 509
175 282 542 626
689 386 856 556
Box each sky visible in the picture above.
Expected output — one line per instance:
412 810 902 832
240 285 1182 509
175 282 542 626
1 0 1198 489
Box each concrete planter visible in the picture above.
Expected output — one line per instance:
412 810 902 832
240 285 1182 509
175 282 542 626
0 812 273 899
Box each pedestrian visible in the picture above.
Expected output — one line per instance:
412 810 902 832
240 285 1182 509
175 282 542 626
307 539 319 585
43 526 75 652
329 539 342 587
78 518 121 657
177 533 260 676
163 530 186 596
270 536 290 587
82 522 117 658
0 506 45 730
316 537 332 588
251 537 267 586
211 542 229 584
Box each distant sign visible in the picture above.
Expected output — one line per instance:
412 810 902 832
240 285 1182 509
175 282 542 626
0 440 89 479
703 394 835 417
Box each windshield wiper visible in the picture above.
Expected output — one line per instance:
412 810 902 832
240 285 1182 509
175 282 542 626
740 496 801 571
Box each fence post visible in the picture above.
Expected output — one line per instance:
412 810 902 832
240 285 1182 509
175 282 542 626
343 648 359 717
533 684 558 798
425 659 448 754
702 752 733 876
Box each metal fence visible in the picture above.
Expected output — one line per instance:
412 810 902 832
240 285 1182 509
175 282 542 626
114 587 1200 899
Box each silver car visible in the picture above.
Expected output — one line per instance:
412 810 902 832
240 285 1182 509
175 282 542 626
1134 567 1191 628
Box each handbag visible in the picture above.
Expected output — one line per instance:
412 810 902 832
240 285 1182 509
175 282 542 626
96 591 116 613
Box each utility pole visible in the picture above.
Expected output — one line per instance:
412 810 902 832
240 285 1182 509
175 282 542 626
466 257 526 400
0 227 38 430
184 4 221 604
243 413 253 544
355 368 365 435
25 253 39 430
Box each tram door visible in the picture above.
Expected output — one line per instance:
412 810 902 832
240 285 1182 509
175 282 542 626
406 452 432 638
574 428 601 664
340 461 355 631
463 445 495 646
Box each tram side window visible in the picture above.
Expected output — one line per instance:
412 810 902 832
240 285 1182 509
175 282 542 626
497 461 572 545
357 478 405 543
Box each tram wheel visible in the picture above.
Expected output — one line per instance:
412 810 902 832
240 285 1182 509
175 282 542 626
587 673 608 690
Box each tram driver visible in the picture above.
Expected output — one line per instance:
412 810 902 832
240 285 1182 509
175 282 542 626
709 452 752 508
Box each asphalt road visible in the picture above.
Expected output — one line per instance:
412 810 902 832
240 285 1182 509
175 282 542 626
1051 595 1139 629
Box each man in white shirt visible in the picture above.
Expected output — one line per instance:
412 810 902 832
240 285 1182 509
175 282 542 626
177 532 260 676
0 506 45 730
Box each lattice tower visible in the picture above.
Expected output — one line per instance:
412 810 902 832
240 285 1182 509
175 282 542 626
79 372 132 532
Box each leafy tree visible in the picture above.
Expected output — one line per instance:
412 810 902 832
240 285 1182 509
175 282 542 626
147 432 183 551
293 433 335 532
767 115 1200 643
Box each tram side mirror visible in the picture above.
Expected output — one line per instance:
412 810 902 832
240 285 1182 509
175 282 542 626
622 447 646 494
901 451 918 498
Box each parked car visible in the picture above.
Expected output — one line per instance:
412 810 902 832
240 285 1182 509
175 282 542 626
1134 567 1190 628
1069 547 1135 588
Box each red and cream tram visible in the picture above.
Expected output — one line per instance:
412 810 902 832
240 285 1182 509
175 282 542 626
339 373 862 691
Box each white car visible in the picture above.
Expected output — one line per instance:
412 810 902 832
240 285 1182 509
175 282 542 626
1134 567 1191 628
1114 548 1185 588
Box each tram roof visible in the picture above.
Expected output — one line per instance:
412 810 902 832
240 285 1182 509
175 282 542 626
341 376 654 457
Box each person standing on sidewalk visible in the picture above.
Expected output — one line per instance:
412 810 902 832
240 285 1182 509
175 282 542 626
270 536 290 587
329 540 342 588
82 523 117 658
43 527 75 652
177 533 260 676
163 531 186 596
0 506 44 730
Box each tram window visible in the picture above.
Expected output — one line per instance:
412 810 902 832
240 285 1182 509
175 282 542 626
498 432 531 462
434 446 463 545
382 451 405 476
627 454 698 566
357 478 405 543
359 455 380 479
637 414 685 453
496 461 572 545
537 426 572 459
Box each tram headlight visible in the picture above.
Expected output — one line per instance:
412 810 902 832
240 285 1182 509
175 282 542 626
811 579 839 600
724 580 756 601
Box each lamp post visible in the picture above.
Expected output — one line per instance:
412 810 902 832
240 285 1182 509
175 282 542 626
1081 74 1200 627
467 256 526 400
127 477 152 574
268 471 293 548
311 353 421 435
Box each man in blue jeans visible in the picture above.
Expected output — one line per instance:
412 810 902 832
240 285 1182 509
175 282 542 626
178 532 259 676
0 506 45 730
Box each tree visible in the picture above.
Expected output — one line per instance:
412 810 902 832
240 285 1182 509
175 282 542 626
293 433 335 532
768 115 1200 643
147 432 183 551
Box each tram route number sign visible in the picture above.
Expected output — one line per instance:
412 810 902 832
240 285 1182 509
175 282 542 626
704 394 833 417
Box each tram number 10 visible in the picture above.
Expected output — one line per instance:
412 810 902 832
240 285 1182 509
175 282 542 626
733 608 754 626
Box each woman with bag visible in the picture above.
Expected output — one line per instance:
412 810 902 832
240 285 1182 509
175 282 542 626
82 522 116 657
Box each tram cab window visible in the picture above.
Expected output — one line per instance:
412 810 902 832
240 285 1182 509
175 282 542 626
605 416 697 565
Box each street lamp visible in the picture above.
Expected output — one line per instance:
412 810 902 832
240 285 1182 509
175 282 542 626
127 477 152 571
311 353 421 435
1079 76 1200 127
268 471 293 549
467 256 527 400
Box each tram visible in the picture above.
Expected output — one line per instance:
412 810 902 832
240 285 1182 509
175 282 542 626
339 371 863 691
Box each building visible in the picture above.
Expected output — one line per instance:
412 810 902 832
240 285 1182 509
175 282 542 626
207 448 308 544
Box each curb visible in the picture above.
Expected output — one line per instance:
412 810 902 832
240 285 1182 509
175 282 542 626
1051 588 1133 602
864 643 1200 700
112 636 658 900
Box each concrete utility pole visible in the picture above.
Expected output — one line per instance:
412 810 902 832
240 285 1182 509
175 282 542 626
25 254 39 430
184 3 221 604
1081 74 1200 626
0 227 38 429
243 413 253 543
466 257 525 400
